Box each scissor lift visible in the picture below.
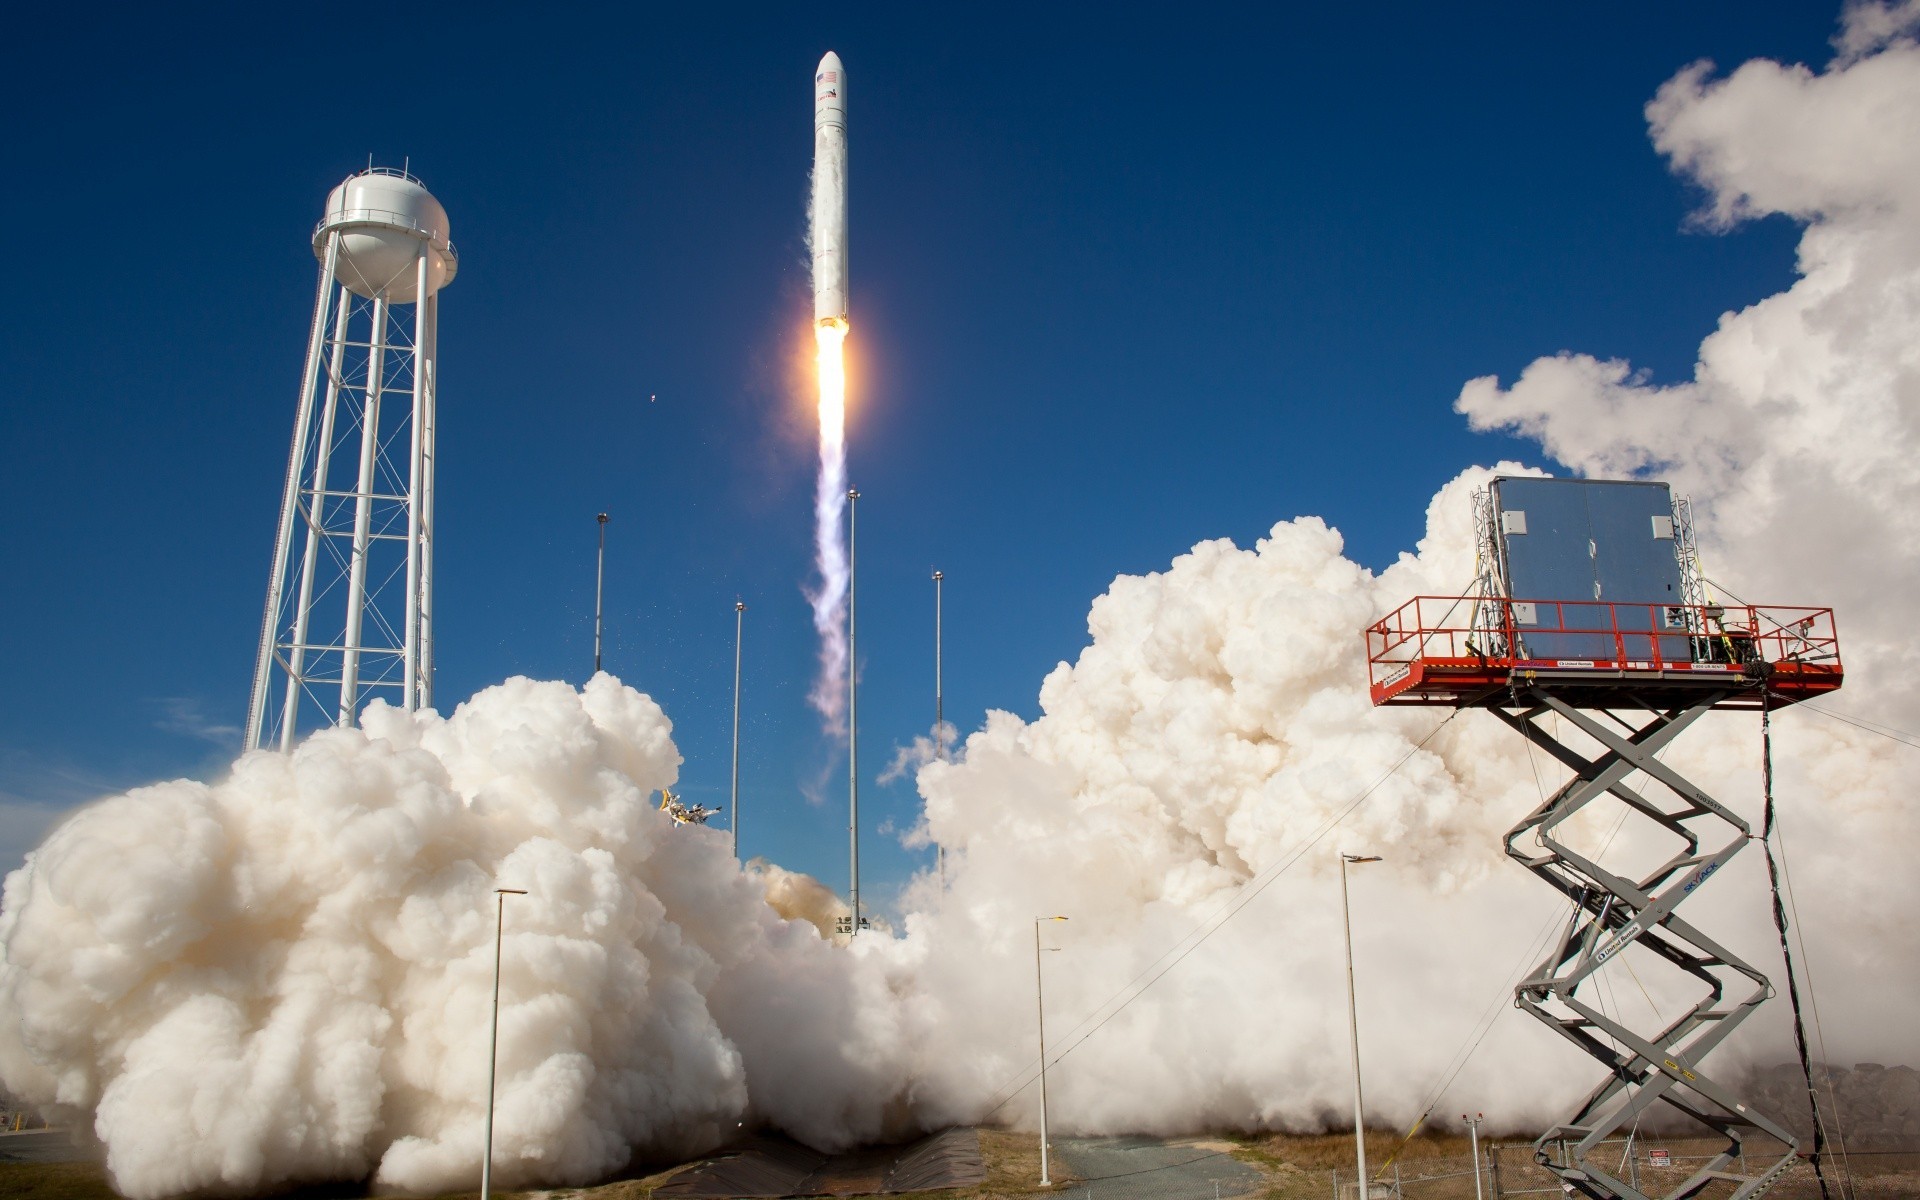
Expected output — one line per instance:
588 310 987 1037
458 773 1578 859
1365 481 1842 1200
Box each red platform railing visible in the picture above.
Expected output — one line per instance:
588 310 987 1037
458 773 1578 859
1365 597 1842 708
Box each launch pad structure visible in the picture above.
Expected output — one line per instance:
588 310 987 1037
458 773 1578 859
1366 477 1842 1200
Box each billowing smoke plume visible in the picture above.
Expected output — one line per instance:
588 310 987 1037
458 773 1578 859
0 677 912 1198
881 0 1920 1136
5 5 1920 1194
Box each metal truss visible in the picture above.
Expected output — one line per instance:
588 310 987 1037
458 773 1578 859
245 228 440 751
1495 688 1799 1200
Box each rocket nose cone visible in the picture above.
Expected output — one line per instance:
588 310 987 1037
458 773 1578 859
815 51 846 123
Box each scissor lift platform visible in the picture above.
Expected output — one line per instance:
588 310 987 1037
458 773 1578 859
1364 595 1842 1200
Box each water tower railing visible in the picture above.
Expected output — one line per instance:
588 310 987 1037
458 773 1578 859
314 208 458 261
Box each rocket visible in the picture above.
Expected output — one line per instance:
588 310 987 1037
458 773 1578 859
813 51 848 328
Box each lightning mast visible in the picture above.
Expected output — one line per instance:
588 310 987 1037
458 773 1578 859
847 486 862 934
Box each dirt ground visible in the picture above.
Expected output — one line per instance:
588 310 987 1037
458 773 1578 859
3 1127 1915 1200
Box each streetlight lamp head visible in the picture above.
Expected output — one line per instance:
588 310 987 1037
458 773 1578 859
848 488 860 500
597 513 608 524
495 888 528 895
736 601 746 612
932 570 942 580
1343 854 1383 864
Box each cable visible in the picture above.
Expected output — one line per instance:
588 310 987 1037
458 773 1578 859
1373 719 1652 1177
1759 697 1860 1194
976 711 1462 1122
1774 803 1859 1196
1371 898 1569 1175
1793 702 1920 752
1760 703 1836 1200
1374 702 1714 1180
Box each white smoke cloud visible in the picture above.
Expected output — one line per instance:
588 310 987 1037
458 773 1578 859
876 0 1920 1138
0 675 911 1198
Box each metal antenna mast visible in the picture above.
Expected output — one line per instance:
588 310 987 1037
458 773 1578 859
732 600 745 860
246 167 457 751
594 513 609 675
847 487 861 933
933 568 946 887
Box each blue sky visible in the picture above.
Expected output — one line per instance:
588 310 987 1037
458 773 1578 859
0 4 1832 908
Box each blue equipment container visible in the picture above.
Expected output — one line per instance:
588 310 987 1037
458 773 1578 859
1489 477 1689 663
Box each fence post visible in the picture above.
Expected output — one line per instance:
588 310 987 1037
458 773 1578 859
1487 1144 1502 1200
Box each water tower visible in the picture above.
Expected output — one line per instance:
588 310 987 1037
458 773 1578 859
1365 477 1842 1200
244 167 458 751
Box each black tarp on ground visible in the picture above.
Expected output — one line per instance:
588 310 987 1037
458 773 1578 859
656 1127 986 1198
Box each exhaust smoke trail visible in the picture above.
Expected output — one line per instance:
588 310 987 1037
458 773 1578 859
808 321 850 729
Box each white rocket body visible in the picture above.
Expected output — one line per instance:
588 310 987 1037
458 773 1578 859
813 51 848 327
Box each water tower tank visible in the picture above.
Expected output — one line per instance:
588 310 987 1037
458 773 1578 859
315 168 458 303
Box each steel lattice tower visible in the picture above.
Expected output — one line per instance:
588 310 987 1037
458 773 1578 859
245 168 458 751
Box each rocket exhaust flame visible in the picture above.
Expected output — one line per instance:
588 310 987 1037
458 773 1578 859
807 51 851 731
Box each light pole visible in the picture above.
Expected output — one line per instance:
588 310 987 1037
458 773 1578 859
593 513 609 676
933 569 944 888
1035 915 1068 1186
1341 853 1382 1200
1462 1113 1485 1200
847 488 860 933
732 600 745 860
482 887 528 1200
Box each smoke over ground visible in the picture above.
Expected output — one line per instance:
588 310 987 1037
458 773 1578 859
5 5 1920 1195
0 677 912 1197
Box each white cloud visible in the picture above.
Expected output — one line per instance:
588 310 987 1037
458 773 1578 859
153 697 242 745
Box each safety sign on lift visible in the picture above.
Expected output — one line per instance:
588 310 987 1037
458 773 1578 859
1648 1150 1673 1168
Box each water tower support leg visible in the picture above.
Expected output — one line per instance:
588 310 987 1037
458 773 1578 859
338 296 387 725
403 251 428 710
280 283 352 748
246 234 340 750
418 292 437 708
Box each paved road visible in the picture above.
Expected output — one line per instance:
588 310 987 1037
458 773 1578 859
0 1129 91 1163
1052 1136 1264 1200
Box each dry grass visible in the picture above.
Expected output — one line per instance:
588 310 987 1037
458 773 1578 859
0 1161 122 1200
1228 1129 1471 1170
